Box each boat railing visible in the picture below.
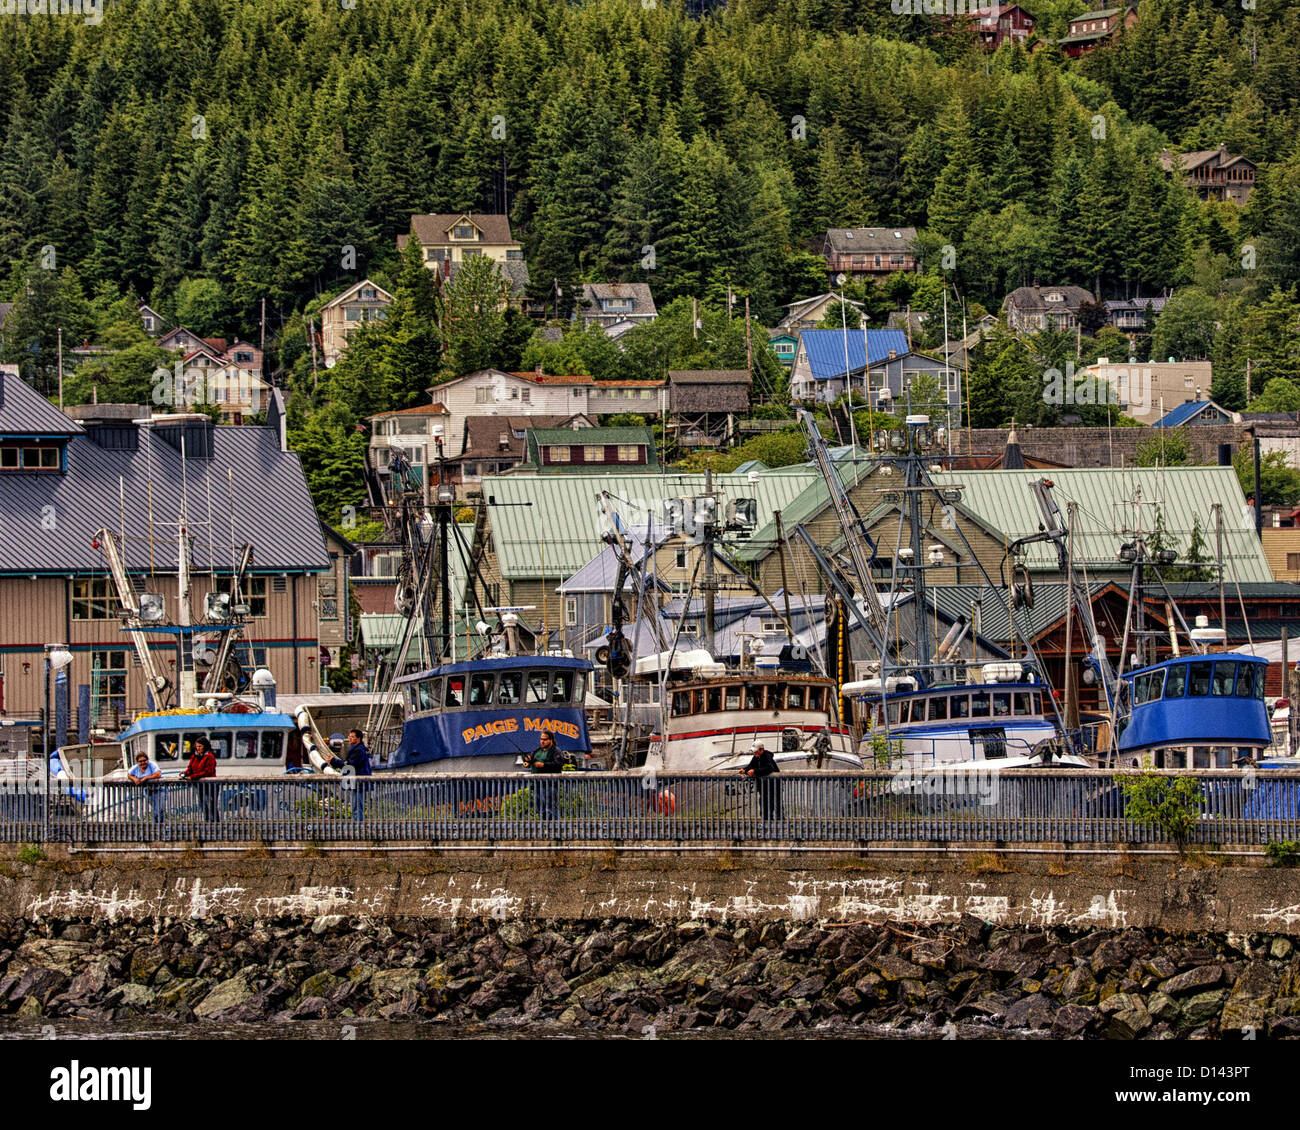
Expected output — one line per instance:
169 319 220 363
7 769 1300 846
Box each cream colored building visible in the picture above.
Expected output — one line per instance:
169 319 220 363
1085 358 1215 422
319 279 392 365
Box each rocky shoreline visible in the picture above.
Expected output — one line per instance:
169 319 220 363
3 915 1299 1038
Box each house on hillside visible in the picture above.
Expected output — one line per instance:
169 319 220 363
447 414 591 495
138 304 164 336
768 331 799 371
398 212 529 303
776 293 867 332
0 378 331 724
575 283 657 335
1085 358 1214 422
1104 297 1167 332
518 426 660 473
1160 146 1257 206
1057 6 1137 57
1002 285 1096 332
1153 399 1238 428
319 279 392 365
941 4 1035 49
666 370 752 446
788 328 910 402
822 227 920 281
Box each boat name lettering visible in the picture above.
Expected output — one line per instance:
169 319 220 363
523 717 580 740
461 718 520 744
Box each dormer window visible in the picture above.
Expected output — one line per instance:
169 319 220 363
1045 292 1064 302
0 444 61 470
453 224 476 240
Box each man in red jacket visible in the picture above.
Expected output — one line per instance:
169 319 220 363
181 736 220 824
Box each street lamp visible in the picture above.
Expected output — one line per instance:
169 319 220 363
43 645 73 840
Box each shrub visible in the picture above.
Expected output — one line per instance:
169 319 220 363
1118 773 1202 848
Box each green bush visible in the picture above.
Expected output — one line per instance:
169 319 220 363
17 844 46 864
1266 840 1300 867
1118 773 1202 847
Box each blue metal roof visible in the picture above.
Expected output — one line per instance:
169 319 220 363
1153 400 1227 427
800 330 911 382
395 653 592 685
118 711 298 740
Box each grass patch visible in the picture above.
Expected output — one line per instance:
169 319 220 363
1107 852 1139 878
1266 840 1300 868
16 843 47 864
966 852 1015 875
1047 856 1080 876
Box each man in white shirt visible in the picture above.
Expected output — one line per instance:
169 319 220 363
127 751 166 826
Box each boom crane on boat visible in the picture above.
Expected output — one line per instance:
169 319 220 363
92 527 174 709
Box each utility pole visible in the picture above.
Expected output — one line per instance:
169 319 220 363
692 297 698 341
702 466 716 657
744 296 752 387
308 317 319 392
56 328 63 410
260 297 266 356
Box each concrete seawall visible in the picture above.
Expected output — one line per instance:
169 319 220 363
9 844 1300 935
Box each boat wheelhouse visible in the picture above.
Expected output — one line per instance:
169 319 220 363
379 654 593 773
1113 653 1272 769
110 710 306 778
644 671 862 773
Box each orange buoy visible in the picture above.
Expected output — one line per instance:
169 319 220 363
651 788 676 815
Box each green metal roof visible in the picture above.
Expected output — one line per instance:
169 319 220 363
926 467 1272 582
735 458 873 563
482 469 822 579
520 426 661 473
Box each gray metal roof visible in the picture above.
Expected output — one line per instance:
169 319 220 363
0 372 85 436
0 423 330 574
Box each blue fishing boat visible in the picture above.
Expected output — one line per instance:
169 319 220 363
376 654 592 773
1113 653 1272 769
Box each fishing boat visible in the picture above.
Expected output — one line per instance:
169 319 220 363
373 653 592 774
638 649 861 774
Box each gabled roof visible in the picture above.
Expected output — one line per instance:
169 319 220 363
0 422 329 574
1153 399 1234 427
447 257 529 295
371 403 450 419
459 414 572 459
824 227 918 254
1104 297 1168 314
1003 286 1095 313
797 330 910 381
522 426 660 472
321 278 394 309
0 372 84 437
408 212 517 246
579 282 655 309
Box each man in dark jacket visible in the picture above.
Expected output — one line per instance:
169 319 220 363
530 731 564 820
343 730 372 820
742 740 782 821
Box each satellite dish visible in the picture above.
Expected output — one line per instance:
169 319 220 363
835 273 847 287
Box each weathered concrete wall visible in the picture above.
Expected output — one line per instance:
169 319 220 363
8 845 1300 935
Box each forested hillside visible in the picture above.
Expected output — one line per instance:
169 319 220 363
2 0 1300 508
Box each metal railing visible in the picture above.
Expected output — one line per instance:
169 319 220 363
6 769 1300 846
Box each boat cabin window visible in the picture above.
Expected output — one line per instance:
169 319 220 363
1215 747 1234 768
497 672 522 705
929 696 948 721
807 687 824 713
1188 662 1213 696
446 678 465 708
1192 747 1211 769
885 702 900 726
1165 665 1187 698
418 679 440 711
952 695 970 719
992 693 1011 717
745 685 762 711
971 693 990 718
1235 665 1256 699
526 671 550 704
897 700 912 724
469 674 494 706
155 733 181 761
1013 692 1031 716
552 671 574 704
574 672 586 704
787 686 805 710
1211 662 1236 696
1134 670 1165 704
725 687 742 711
234 733 259 759
1156 749 1187 769
206 732 233 759
706 687 722 713
262 733 285 760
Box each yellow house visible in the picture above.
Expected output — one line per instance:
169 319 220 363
398 212 529 305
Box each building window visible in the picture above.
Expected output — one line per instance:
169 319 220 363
565 598 577 626
426 248 446 262
506 249 523 260
1 446 60 470
222 576 268 617
675 548 688 569
520 389 530 403
73 578 118 620
346 308 361 321
91 649 128 717
617 445 639 462
1289 554 1300 572
583 445 604 461
476 387 490 404
453 224 476 240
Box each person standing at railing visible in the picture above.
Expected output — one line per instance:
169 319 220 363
342 729 371 821
128 751 166 827
181 736 219 824
529 730 564 820
742 740 782 822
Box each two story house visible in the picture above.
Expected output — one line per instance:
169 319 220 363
518 426 660 473
1057 6 1137 57
822 228 920 281
398 212 530 302
942 4 1035 49
1160 147 1257 206
319 279 393 365
576 283 657 339
158 330 270 422
1003 286 1096 333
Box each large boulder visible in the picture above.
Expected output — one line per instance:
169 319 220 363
194 973 258 1019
